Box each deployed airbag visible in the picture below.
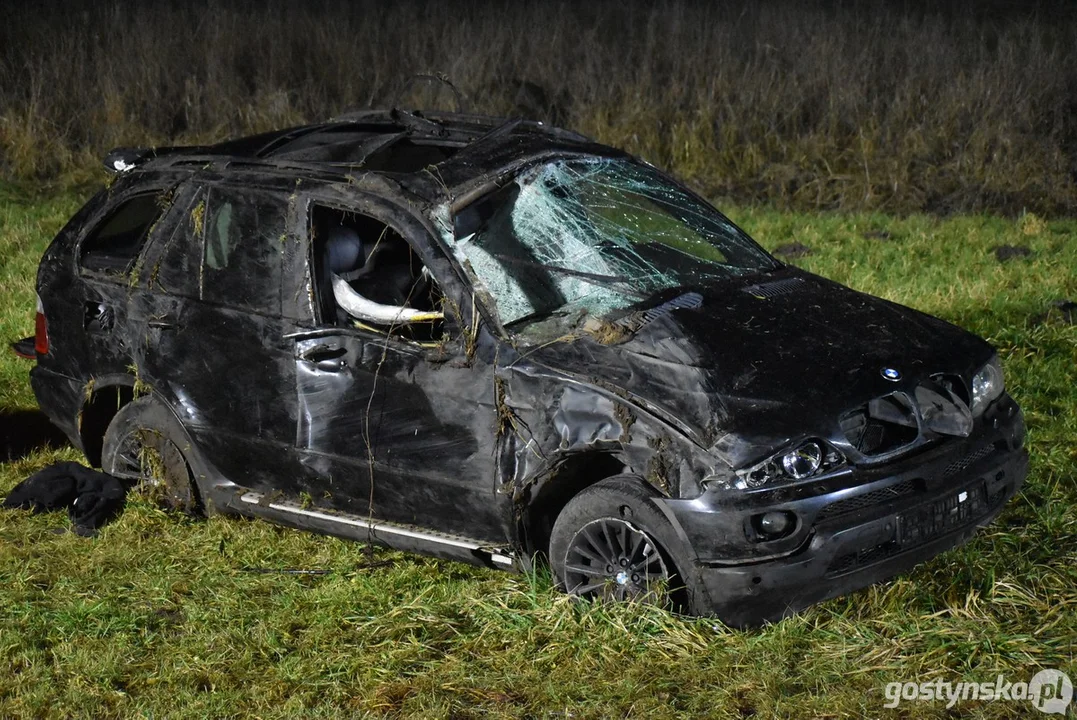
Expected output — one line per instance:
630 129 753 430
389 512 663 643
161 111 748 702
331 273 443 325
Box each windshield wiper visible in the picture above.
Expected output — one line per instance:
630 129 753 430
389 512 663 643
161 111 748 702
504 307 571 331
490 254 647 297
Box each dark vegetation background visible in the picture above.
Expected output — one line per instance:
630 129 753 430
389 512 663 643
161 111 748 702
3 0 1077 215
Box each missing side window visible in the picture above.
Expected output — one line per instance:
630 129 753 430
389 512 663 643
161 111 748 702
310 206 446 342
79 193 167 276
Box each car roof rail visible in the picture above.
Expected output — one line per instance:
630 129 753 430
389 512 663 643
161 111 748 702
102 145 211 173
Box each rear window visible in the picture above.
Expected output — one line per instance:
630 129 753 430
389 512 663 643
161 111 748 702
79 193 165 276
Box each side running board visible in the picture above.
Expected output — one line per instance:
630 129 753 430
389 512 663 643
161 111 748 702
234 491 516 570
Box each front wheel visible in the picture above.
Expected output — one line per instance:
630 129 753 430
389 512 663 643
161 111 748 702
560 517 671 603
549 476 692 610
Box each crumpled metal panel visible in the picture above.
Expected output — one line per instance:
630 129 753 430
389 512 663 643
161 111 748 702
27 116 1009 610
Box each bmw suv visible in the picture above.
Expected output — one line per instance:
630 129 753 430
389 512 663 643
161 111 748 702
24 110 1028 626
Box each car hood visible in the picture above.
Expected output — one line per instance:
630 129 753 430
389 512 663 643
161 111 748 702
522 270 993 460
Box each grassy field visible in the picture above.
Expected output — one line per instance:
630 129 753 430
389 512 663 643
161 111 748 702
0 187 1074 718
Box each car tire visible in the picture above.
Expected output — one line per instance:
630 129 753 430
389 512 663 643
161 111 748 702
549 476 700 611
101 396 203 516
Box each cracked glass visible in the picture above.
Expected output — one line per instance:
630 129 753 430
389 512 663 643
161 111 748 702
449 157 777 331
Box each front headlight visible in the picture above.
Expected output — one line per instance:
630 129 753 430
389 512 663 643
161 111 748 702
970 356 1004 416
781 441 823 479
732 440 845 490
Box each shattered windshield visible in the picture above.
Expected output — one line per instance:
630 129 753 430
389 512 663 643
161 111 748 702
449 157 777 333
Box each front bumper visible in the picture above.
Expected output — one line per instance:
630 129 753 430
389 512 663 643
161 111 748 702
660 394 1028 627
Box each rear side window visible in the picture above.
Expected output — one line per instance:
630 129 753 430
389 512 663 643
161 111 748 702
200 187 287 314
79 193 165 276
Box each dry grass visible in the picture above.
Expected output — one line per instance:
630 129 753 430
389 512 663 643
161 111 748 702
2 0 1077 214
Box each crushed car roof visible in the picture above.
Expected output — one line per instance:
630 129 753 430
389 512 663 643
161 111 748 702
103 109 620 204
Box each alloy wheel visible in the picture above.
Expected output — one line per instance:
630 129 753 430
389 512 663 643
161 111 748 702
562 517 670 603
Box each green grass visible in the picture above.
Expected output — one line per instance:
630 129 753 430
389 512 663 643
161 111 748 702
1 192 1075 718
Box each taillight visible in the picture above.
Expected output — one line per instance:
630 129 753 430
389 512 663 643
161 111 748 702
34 293 49 355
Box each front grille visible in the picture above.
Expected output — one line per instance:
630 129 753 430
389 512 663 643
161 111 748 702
815 479 918 524
840 398 919 456
942 444 996 478
841 380 974 458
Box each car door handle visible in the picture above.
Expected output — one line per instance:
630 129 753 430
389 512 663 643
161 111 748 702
299 345 347 372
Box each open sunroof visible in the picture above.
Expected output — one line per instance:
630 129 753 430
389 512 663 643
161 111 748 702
257 123 462 171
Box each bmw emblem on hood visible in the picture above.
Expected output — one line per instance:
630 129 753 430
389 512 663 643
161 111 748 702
881 367 902 381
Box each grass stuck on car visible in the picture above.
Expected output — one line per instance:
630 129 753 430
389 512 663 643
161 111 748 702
18 109 1027 627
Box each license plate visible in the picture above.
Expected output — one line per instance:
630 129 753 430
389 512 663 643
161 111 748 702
899 484 986 546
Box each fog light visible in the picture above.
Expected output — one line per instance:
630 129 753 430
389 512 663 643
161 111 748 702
754 511 796 539
781 442 822 479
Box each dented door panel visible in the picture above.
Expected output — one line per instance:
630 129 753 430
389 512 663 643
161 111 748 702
290 324 505 539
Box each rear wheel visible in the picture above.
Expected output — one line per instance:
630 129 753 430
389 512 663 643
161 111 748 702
101 397 201 515
549 476 692 610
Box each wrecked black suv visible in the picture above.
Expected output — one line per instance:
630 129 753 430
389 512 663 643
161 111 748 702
27 110 1028 626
